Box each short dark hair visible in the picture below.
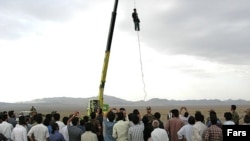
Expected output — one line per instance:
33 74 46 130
171 109 179 117
131 114 139 125
195 111 203 122
85 122 92 131
71 117 79 126
154 112 161 119
53 113 60 121
90 112 96 119
231 105 236 110
116 112 124 121
107 111 115 122
224 112 232 120
188 116 195 125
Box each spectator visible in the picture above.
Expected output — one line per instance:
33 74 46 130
179 107 190 125
89 112 102 141
177 116 195 141
142 115 153 141
144 106 154 124
154 112 164 129
28 114 49 141
67 112 83 141
11 116 27 141
53 113 65 131
112 112 129 141
192 111 207 141
206 110 222 128
165 109 185 141
81 122 98 141
0 113 13 141
151 120 169 141
230 105 240 125
223 112 235 125
49 122 65 141
8 110 17 128
243 108 250 125
60 116 70 141
103 110 116 141
205 116 223 141
128 114 144 141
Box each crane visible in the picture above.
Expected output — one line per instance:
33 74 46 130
87 0 119 115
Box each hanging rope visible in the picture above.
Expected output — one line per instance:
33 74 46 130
136 31 148 101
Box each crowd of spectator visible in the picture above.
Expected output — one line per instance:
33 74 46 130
0 104 249 141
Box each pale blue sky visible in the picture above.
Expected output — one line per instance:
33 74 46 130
0 0 250 103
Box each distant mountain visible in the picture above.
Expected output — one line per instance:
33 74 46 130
0 95 249 112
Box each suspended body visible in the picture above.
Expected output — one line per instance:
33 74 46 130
132 8 140 31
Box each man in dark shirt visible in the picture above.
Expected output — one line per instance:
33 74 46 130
132 8 140 31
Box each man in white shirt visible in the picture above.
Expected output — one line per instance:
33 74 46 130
28 114 49 141
81 122 98 141
112 112 129 141
151 120 169 141
53 113 65 131
192 111 207 141
177 116 195 141
0 114 13 140
11 116 27 141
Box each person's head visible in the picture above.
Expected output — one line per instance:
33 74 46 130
146 106 152 114
154 112 161 119
53 113 60 121
85 122 92 131
107 111 115 122
71 117 79 126
90 112 96 119
171 109 179 118
119 107 126 117
128 113 134 121
243 115 250 124
231 105 236 111
79 119 85 126
133 109 140 115
51 122 59 134
184 112 189 118
36 114 43 124
8 110 15 118
133 8 137 12
224 112 233 121
116 111 124 121
152 120 159 129
131 114 139 125
210 116 217 125
43 118 51 126
19 116 26 125
188 116 195 125
45 114 52 121
62 116 69 125
209 110 217 119
195 111 203 122
1 114 8 121
83 115 89 123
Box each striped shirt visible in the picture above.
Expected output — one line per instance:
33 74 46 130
128 124 144 141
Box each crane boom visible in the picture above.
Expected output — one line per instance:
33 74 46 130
99 0 118 109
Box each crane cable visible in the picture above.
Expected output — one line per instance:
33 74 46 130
134 0 147 101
